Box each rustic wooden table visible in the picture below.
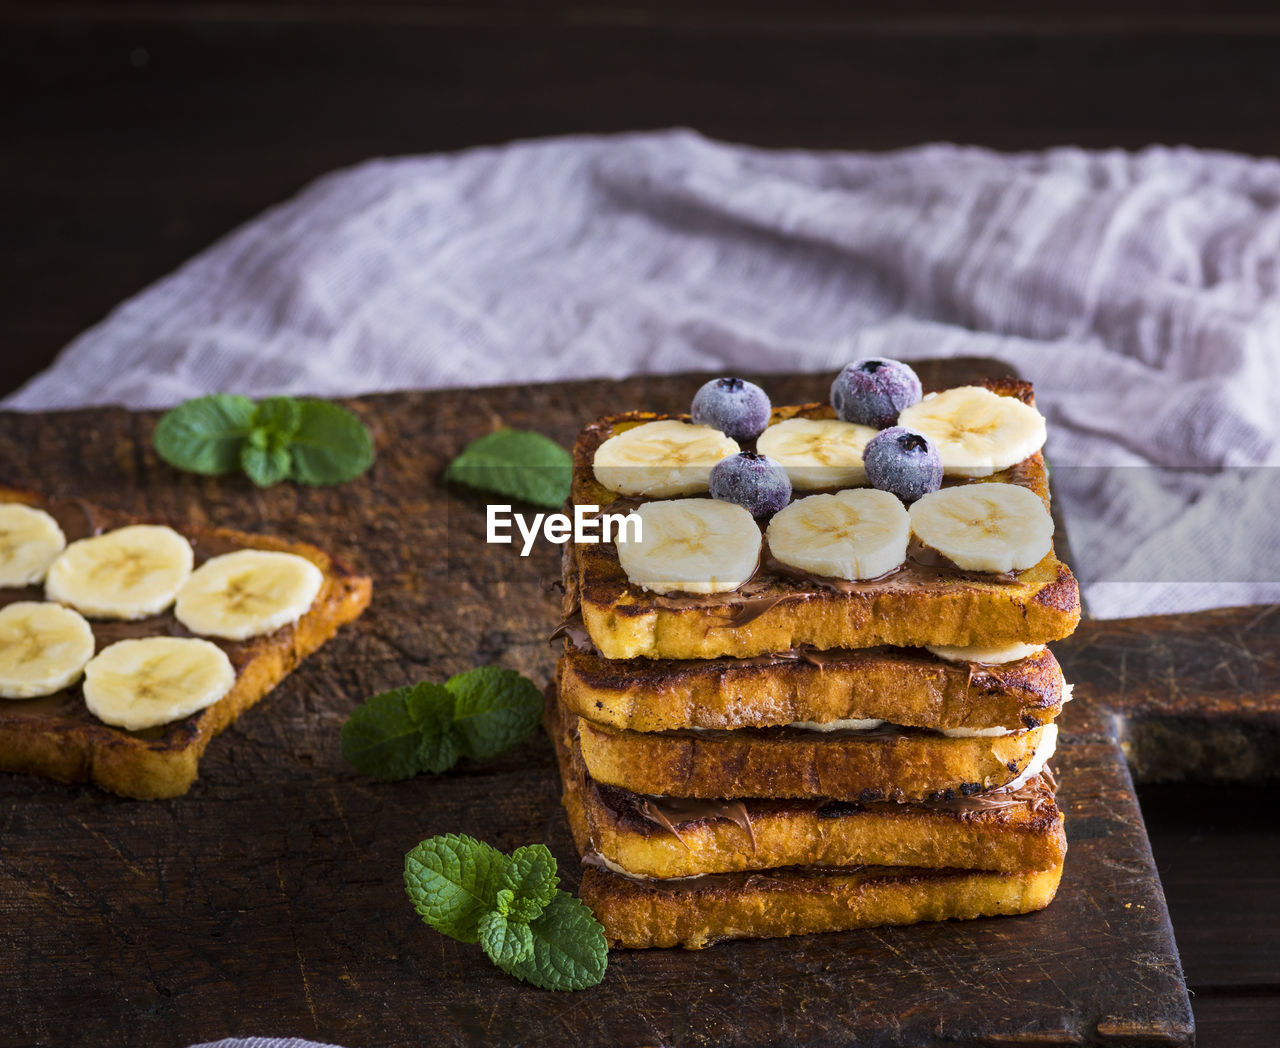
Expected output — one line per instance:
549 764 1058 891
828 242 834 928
5 4 1280 1043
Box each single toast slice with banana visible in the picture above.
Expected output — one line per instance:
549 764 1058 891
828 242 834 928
0 488 371 799
566 379 1080 660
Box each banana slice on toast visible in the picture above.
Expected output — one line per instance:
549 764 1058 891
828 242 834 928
83 636 235 731
176 549 324 641
0 601 96 699
46 524 194 620
755 418 877 490
909 483 1053 574
898 385 1046 477
593 420 739 498
926 641 1046 665
0 503 67 587
616 498 761 595
767 489 909 582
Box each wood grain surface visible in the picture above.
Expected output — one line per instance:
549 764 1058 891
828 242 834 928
0 360 1214 1047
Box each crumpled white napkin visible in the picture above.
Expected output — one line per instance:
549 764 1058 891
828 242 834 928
10 130 1280 617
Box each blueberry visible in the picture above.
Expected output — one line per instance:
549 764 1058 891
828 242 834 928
691 377 771 442
709 451 792 519
830 358 922 428
863 427 942 503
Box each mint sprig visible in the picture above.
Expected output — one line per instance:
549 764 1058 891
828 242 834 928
445 428 571 509
341 667 543 781
153 393 374 487
404 835 607 991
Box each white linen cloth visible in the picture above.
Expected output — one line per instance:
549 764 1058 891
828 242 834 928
9 130 1280 617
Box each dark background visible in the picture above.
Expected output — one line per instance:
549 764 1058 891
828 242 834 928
4 2 1280 1044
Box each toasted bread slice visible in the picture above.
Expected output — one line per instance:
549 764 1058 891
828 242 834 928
573 703 1046 803
577 862 1064 949
567 380 1080 660
0 489 371 799
550 696 1065 877
557 631 1064 732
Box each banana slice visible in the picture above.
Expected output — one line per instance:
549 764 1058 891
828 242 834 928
83 636 235 730
0 601 95 699
616 498 761 595
767 489 909 581
593 420 739 498
46 525 194 620
909 483 1053 574
755 418 877 490
0 504 67 587
898 386 1047 477
926 641 1046 665
175 549 324 641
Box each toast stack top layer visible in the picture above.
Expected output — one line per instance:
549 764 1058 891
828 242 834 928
566 380 1080 659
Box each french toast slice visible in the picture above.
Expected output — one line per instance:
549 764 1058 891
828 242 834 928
566 379 1080 660
557 630 1064 732
0 489 371 799
557 730 1064 949
576 862 1065 950
573 702 1047 804
550 696 1065 878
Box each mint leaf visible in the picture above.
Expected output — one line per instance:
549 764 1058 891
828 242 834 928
340 683 457 780
405 682 463 774
499 844 558 923
289 399 375 485
447 666 544 760
240 442 291 487
500 890 608 991
445 428 571 509
153 394 255 475
479 910 534 967
404 834 509 944
253 396 302 439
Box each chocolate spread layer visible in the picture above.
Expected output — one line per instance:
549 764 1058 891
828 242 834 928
592 767 1057 843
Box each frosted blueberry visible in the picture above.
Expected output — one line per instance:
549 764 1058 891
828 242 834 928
863 426 943 503
691 378 771 442
830 358 922 429
709 451 792 520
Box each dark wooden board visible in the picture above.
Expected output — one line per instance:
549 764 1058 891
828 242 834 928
0 360 1207 1047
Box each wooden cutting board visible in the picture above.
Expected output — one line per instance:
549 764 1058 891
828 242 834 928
0 361 1222 1047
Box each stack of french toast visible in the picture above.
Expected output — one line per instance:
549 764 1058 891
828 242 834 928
549 360 1080 949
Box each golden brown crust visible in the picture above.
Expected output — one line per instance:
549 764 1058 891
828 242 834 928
549 696 1065 877
558 643 1064 732
0 489 371 799
567 380 1079 660
578 862 1064 949
574 707 1045 803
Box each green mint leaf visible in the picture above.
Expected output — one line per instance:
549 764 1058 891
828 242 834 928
499 844 558 923
404 834 509 944
499 890 608 991
240 442 292 487
153 394 255 475
479 910 534 967
446 666 544 760
340 683 457 780
252 396 302 440
444 428 571 510
404 682 464 774
288 399 375 485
